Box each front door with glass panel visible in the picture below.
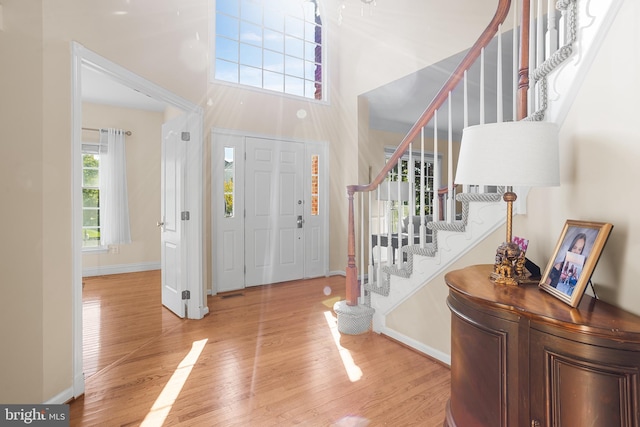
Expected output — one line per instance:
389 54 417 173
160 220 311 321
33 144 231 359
244 137 304 286
213 132 326 292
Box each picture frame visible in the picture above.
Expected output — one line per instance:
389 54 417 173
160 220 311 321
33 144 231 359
539 220 613 307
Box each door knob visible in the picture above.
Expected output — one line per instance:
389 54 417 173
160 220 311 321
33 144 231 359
297 215 304 228
157 221 165 228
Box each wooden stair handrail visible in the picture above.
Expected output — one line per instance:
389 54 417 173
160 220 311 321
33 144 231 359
345 0 514 305
347 0 512 196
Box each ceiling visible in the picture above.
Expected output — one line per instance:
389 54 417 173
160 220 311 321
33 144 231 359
363 32 514 139
81 66 166 112
82 34 512 135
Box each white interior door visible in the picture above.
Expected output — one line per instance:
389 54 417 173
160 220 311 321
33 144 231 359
160 115 187 317
245 137 304 286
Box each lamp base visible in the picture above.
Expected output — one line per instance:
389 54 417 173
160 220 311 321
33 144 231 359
490 241 527 286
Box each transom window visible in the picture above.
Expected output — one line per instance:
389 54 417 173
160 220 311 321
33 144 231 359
213 0 324 100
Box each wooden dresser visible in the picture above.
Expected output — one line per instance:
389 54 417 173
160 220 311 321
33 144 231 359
444 264 640 427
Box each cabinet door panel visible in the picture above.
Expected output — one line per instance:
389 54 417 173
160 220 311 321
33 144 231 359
449 302 521 427
530 329 639 427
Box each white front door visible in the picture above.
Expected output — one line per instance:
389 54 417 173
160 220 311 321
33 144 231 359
212 131 327 292
245 137 304 286
160 115 187 317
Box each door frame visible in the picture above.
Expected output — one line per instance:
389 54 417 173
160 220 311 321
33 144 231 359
211 129 329 294
71 43 205 398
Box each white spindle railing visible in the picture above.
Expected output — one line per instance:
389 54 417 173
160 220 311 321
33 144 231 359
432 111 439 218
346 0 579 305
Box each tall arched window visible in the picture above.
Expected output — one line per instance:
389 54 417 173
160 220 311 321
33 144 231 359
213 0 324 100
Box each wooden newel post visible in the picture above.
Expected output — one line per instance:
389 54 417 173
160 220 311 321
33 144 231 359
346 187 359 306
517 0 531 120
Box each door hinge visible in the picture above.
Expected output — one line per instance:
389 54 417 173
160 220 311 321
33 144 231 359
181 131 190 141
182 290 190 300
181 211 190 220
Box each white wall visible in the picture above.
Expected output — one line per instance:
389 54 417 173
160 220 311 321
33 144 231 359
0 0 522 402
524 0 640 315
388 0 640 358
81 103 163 275
0 0 45 404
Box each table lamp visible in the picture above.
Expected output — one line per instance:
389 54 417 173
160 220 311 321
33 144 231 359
455 121 560 285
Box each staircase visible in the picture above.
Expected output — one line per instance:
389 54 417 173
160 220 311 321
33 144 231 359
337 0 623 360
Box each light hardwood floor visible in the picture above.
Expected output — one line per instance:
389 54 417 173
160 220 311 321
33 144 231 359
71 271 450 426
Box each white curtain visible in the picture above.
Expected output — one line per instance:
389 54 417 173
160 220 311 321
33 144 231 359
99 128 132 245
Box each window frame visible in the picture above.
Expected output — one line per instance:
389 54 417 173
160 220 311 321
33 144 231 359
211 0 327 102
384 147 442 218
81 143 107 252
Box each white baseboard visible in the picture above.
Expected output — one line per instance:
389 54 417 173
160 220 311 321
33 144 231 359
380 326 451 366
82 261 160 277
44 386 74 405
199 306 210 318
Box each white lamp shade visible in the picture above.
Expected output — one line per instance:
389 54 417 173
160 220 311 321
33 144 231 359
455 121 560 187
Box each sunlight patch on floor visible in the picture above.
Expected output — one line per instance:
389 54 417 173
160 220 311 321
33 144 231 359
140 338 208 427
323 311 362 382
321 284 342 309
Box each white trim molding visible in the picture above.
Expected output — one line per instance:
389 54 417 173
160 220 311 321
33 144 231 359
71 42 205 401
82 261 161 277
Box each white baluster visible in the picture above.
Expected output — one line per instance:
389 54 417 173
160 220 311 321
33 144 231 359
480 47 485 125
536 0 544 113
512 0 519 121
479 47 486 194
376 184 382 280
447 91 453 222
546 0 558 58
359 191 364 299
420 127 425 247
497 24 503 122
559 0 566 47
395 159 402 264
367 191 374 287
529 0 536 115
386 178 393 265
408 142 414 245
433 111 439 221
463 70 470 194
536 0 544 68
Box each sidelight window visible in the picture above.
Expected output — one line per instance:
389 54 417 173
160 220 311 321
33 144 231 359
224 147 235 218
311 154 319 215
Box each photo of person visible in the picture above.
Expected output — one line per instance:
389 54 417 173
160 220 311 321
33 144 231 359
544 227 598 291
554 250 585 296
540 220 613 307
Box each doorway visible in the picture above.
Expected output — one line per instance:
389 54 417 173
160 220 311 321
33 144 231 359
71 43 205 398
212 130 328 293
